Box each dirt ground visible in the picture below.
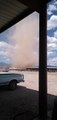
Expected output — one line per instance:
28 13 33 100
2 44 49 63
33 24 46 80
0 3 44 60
47 72 57 95
0 71 38 120
0 71 57 120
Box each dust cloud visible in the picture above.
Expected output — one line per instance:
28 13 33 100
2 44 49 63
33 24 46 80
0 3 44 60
11 12 39 69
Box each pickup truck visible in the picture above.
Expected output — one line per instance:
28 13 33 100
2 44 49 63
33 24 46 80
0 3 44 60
0 73 24 90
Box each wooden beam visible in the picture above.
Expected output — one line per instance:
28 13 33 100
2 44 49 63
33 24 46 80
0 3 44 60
18 0 52 12
39 2 47 120
18 0 40 12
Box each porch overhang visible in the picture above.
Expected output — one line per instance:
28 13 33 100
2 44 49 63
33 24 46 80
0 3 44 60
0 0 52 120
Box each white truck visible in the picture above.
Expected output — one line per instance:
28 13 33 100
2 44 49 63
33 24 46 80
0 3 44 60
0 73 24 90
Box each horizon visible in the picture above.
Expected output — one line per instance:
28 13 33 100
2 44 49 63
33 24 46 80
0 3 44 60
1 62 57 69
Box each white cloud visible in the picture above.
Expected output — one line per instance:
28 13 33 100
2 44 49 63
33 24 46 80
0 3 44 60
47 33 57 66
47 1 57 15
47 51 53 56
10 12 39 68
0 41 12 48
48 57 57 66
48 4 57 11
54 0 57 5
0 41 13 57
54 30 57 38
47 43 57 50
47 10 53 15
47 42 57 51
47 15 57 30
47 36 57 43
0 51 8 56
0 12 39 67
47 35 57 52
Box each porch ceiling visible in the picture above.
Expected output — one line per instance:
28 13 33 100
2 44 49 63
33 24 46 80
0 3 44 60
0 0 51 33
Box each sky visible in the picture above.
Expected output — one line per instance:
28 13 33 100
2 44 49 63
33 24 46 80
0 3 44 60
0 12 39 68
0 0 57 67
47 0 57 66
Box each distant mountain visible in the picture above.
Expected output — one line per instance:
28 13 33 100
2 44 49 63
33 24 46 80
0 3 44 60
0 62 11 69
47 65 57 68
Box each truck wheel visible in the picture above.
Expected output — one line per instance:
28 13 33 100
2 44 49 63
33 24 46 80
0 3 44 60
9 80 17 90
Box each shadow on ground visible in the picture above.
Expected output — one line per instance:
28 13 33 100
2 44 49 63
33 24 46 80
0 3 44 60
0 85 38 120
0 85 57 120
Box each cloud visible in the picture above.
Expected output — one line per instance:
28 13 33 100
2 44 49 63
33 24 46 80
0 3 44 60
47 10 53 15
0 41 12 48
47 43 57 51
47 51 54 57
48 4 57 11
54 0 57 5
47 33 57 66
47 36 57 43
47 0 57 66
48 57 57 66
54 30 57 38
47 15 57 30
10 12 39 68
0 41 13 60
47 35 57 51
0 51 8 56
47 1 57 15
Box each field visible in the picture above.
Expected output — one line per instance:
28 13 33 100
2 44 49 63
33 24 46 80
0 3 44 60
47 72 57 95
0 71 57 120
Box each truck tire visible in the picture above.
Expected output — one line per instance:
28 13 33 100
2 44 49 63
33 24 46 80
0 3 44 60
9 80 17 90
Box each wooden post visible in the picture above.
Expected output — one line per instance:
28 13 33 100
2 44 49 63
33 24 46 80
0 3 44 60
39 2 47 120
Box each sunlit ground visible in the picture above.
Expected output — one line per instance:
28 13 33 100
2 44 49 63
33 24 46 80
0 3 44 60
10 71 57 96
47 72 57 96
1 70 57 95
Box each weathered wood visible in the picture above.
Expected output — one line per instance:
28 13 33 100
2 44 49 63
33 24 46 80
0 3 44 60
39 2 47 120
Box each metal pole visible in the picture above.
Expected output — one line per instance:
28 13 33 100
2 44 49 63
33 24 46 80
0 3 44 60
39 3 47 120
